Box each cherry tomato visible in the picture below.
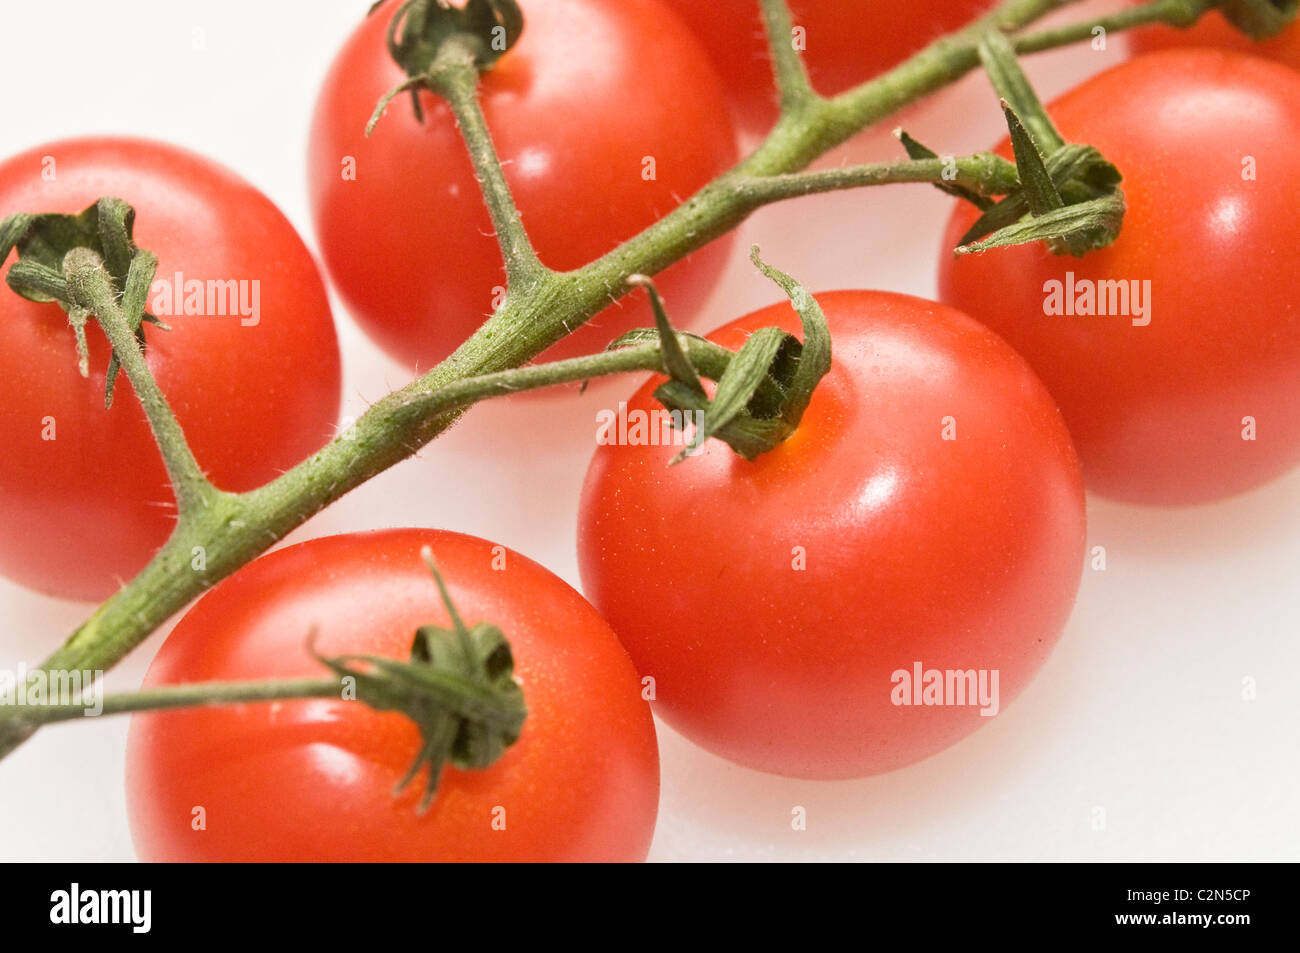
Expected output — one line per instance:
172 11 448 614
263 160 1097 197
308 0 739 369
127 529 660 862
578 291 1086 779
0 138 341 601
1129 2 1300 70
939 50 1300 505
660 0 997 134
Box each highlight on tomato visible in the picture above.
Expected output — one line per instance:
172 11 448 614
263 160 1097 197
126 529 661 862
308 0 739 370
938 50 1300 505
0 137 341 601
578 289 1087 779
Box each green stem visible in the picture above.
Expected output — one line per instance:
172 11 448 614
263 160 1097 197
62 248 219 517
741 154 1020 204
392 335 774 410
802 0 1066 167
0 678 340 730
758 0 818 115
1015 0 1212 53
425 36 549 289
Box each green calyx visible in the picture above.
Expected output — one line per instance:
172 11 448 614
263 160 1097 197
1 197 165 404
366 0 524 134
610 247 832 465
942 31 1125 258
1217 0 1298 38
956 110 1125 256
312 547 526 813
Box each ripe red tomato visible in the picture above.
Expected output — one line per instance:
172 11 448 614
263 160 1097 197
127 529 660 862
0 138 341 601
939 50 1300 505
578 291 1085 779
308 0 739 369
660 0 997 133
1129 2 1300 69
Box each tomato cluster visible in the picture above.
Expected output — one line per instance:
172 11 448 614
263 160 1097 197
3 0 1298 863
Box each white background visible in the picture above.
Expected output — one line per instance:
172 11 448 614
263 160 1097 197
1 0 1296 862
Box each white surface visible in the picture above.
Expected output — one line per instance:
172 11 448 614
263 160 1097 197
1 0 1296 862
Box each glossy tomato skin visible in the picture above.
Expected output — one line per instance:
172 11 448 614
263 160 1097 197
1129 2 1300 69
0 138 340 601
127 529 660 862
660 0 997 133
578 292 1086 779
309 0 738 369
939 51 1300 505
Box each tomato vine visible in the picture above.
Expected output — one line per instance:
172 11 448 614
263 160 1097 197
0 0 1291 761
